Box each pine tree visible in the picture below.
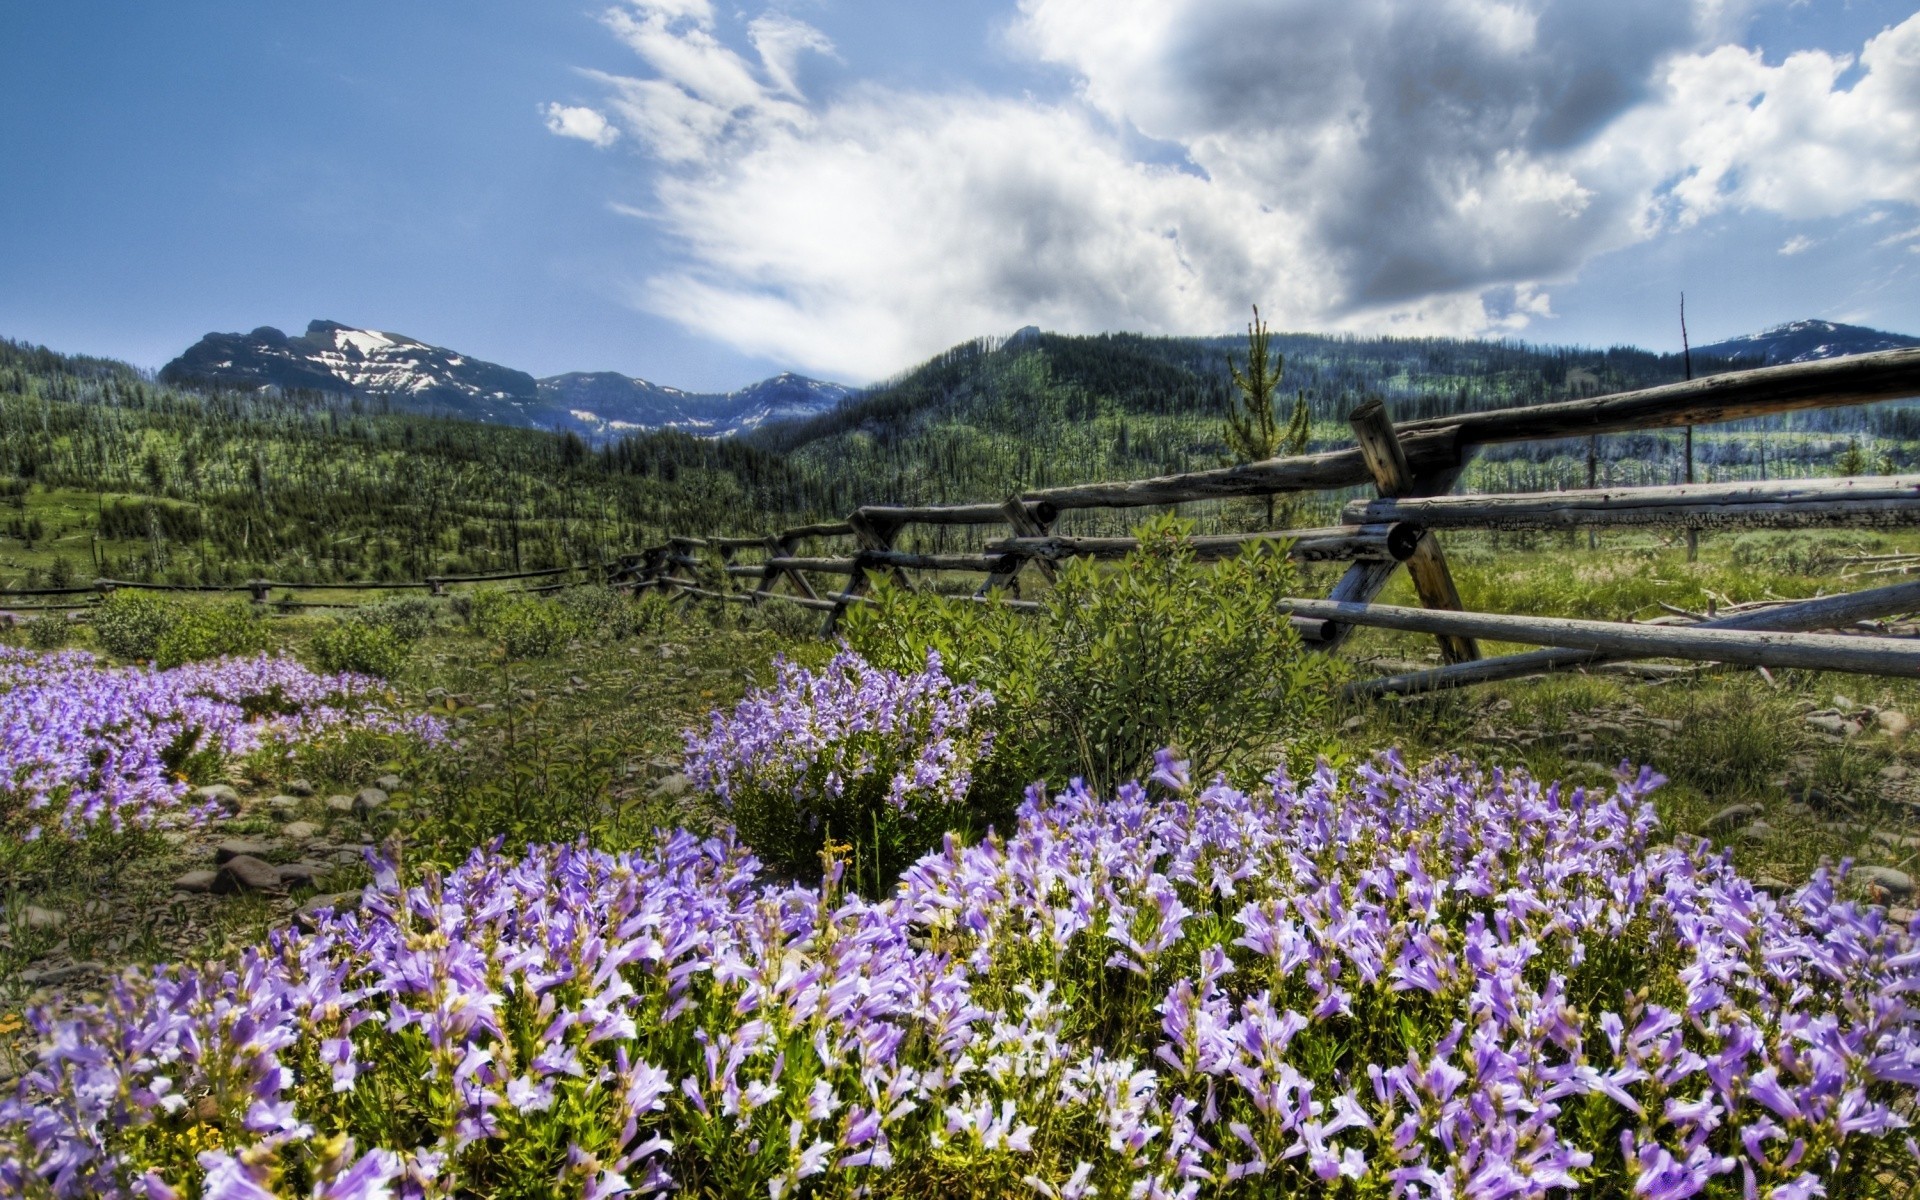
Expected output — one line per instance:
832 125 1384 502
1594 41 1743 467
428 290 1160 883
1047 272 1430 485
1223 306 1310 528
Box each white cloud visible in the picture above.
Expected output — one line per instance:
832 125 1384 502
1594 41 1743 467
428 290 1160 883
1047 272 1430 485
558 0 1920 379
1779 234 1816 255
541 103 620 148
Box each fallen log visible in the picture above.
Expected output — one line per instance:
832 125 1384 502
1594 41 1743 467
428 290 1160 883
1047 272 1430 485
1289 590 1920 681
1348 577 1920 696
1343 475 1920 531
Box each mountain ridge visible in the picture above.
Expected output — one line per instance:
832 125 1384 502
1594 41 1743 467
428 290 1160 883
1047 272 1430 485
159 320 855 441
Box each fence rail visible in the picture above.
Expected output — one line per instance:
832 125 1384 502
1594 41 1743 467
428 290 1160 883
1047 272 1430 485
624 348 1920 689
10 348 1920 689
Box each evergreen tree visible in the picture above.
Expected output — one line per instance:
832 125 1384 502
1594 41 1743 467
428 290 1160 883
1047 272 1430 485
1223 306 1310 528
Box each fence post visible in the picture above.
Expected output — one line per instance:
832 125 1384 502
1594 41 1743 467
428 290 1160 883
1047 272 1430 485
247 580 271 605
823 511 901 634
978 498 1058 596
1324 399 1478 663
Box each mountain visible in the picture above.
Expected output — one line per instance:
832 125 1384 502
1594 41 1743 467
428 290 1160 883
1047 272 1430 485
1691 319 1920 366
537 371 853 439
160 320 853 440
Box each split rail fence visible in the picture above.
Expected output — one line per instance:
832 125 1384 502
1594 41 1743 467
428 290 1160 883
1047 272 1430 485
618 347 1920 696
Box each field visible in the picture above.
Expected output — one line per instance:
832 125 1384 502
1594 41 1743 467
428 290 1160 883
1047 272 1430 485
5 336 1920 1196
3 519 1918 1195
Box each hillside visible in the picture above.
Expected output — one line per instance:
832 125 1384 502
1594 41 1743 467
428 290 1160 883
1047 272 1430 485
161 320 854 441
752 323 1920 539
1 337 827 588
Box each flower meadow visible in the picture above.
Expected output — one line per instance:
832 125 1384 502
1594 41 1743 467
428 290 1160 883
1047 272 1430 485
5 752 1918 1198
0 646 446 841
683 650 997 888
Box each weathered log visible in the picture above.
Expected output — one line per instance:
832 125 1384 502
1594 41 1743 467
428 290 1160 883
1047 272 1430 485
1343 474 1920 531
1023 428 1462 510
1285 597 1920 678
1400 347 1920 445
1348 577 1920 696
995 523 1423 564
854 500 1058 528
777 521 856 540
1349 398 1478 663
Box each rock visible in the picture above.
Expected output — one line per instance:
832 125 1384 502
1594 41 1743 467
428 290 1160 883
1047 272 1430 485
265 795 302 816
1807 714 1861 738
324 794 356 814
1784 802 1814 818
1878 710 1912 738
214 839 275 864
213 855 286 895
1857 866 1915 899
1736 820 1774 843
276 861 329 887
285 779 315 797
282 821 320 841
1755 876 1794 896
295 890 363 932
1833 694 1858 713
173 869 218 894
373 774 402 793
23 905 65 931
194 784 242 813
650 773 692 800
1701 803 1764 836
1340 715 1365 732
161 831 189 846
353 787 389 816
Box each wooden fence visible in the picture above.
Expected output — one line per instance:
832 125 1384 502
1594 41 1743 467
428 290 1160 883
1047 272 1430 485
618 347 1920 693
0 562 606 616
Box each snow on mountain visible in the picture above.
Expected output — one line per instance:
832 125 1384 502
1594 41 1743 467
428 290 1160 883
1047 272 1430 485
1691 319 1920 366
160 321 854 441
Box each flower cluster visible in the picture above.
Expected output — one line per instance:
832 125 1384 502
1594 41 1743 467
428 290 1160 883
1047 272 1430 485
684 649 993 816
683 649 996 884
3 754 1916 1198
0 646 446 840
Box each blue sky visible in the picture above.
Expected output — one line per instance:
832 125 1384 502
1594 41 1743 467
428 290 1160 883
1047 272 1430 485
3 1 1918 390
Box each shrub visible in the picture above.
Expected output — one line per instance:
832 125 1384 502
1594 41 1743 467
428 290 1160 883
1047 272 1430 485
683 649 995 892
844 513 1340 793
468 589 578 659
359 594 439 642
22 613 68 650
90 590 175 661
7 757 1917 1199
555 585 673 640
151 598 270 668
308 617 409 680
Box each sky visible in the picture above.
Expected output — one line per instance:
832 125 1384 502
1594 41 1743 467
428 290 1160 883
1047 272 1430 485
2 1 1918 391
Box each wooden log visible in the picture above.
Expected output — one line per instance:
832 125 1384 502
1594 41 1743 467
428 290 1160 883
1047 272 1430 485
1344 399 1478 664
1283 597 1920 678
855 500 1058 528
1022 428 1461 510
994 523 1423 564
824 510 901 633
1342 474 1920 531
777 521 856 541
1349 577 1920 696
1397 346 1920 445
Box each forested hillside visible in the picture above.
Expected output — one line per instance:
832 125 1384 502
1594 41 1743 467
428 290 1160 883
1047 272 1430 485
0 338 819 587
5 323 1917 586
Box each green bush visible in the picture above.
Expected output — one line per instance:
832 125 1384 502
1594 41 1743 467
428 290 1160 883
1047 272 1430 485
554 585 672 640
469 589 579 659
22 612 69 650
309 617 410 679
843 514 1341 794
359 594 440 641
152 598 270 667
91 590 176 661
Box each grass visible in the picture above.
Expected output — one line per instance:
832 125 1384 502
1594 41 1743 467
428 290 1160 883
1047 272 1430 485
5 526 1920 1036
